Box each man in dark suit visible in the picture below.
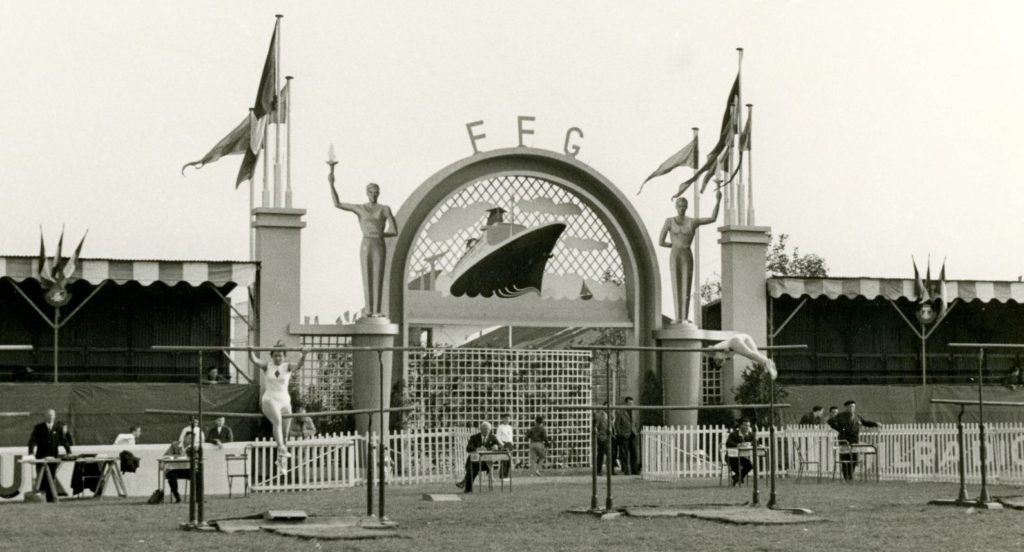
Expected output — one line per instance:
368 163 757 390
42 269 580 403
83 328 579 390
828 400 881 480
725 419 755 485
613 397 638 475
456 421 499 493
27 409 71 502
594 406 610 475
208 417 233 445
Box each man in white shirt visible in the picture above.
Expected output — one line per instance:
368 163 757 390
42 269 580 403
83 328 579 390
495 414 514 480
113 426 142 446
177 418 205 449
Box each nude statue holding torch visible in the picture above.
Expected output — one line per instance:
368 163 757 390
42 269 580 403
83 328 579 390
327 144 398 316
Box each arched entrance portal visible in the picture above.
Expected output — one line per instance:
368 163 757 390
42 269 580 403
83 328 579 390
387 147 661 400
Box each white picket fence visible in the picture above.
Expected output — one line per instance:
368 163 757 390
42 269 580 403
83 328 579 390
642 423 1024 485
248 428 473 492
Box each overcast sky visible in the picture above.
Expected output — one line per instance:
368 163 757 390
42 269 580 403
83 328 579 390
2 1 1022 321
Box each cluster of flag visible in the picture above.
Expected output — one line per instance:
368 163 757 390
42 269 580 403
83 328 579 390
638 73 751 199
913 256 949 318
37 228 87 291
181 18 288 188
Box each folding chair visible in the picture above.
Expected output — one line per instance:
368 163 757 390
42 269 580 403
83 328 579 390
795 443 822 483
832 440 856 482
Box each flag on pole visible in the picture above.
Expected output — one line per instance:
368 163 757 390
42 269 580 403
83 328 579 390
638 137 697 194
181 116 251 174
913 257 931 301
253 19 279 119
236 147 258 188
62 231 87 280
272 82 289 124
673 75 740 199
740 115 751 152
938 259 949 315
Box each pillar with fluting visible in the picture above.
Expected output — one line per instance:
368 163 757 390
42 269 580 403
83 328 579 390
718 224 771 402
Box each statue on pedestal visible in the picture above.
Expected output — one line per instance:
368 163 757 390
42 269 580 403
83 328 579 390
328 154 398 317
658 190 721 324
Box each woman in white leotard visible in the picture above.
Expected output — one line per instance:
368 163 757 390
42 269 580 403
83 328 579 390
711 333 777 380
250 345 309 458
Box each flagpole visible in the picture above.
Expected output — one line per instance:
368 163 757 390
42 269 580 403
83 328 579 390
249 176 255 260
248 109 256 259
735 47 745 226
273 14 283 208
262 124 270 208
692 127 702 328
746 104 755 225
285 75 293 208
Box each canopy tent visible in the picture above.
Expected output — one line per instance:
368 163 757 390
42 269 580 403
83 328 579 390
763 277 1024 386
0 256 256 289
768 277 1024 303
0 256 258 383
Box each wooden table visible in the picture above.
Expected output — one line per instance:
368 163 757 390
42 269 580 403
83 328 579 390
157 456 191 501
20 456 126 502
470 450 513 492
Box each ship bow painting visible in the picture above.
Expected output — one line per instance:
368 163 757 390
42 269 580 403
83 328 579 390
449 214 566 298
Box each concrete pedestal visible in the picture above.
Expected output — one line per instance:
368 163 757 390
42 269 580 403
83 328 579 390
653 326 734 427
718 225 771 402
350 317 399 435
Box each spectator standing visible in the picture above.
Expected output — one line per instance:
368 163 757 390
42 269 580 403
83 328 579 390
614 397 639 475
827 400 881 480
27 409 67 502
494 414 514 480
205 367 225 384
799 406 826 425
208 417 233 445
594 407 611 475
525 416 550 476
296 407 316 438
113 426 142 446
827 406 839 421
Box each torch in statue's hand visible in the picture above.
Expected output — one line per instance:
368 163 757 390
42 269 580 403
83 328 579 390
326 143 339 185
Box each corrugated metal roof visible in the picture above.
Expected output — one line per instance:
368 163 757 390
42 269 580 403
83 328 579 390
768 276 1024 303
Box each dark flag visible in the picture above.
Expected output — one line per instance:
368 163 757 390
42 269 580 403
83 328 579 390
638 137 697 194
673 75 740 199
253 19 279 119
181 115 250 174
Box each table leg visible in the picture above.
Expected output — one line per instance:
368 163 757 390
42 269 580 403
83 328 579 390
44 464 59 503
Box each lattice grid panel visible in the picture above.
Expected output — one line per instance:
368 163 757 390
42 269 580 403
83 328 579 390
406 348 594 468
701 353 722 405
407 175 626 287
296 335 354 411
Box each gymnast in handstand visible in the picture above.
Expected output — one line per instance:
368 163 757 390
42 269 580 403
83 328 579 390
711 333 777 380
250 343 309 465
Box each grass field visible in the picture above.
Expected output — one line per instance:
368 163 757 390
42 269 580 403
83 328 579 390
2 475 1024 552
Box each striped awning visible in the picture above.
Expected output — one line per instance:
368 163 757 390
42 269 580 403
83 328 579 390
0 256 257 288
768 277 1024 304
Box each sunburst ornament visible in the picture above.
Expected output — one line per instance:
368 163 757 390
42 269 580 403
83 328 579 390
37 227 87 308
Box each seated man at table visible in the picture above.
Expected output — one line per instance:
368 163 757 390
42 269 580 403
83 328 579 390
725 419 755 486
455 421 499 493
164 425 202 503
